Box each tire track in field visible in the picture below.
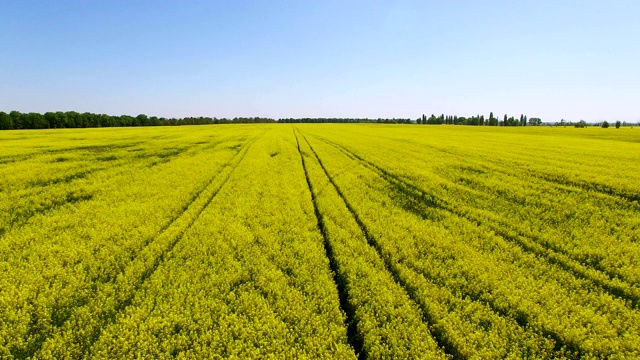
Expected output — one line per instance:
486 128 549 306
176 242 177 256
371 134 639 205
316 136 640 310
0 139 227 239
8 137 240 356
441 163 640 284
303 133 595 358
331 135 640 304
293 130 362 359
12 137 221 193
79 131 264 355
28 132 265 360
121 138 232 262
0 141 141 167
305 135 631 358
443 142 640 206
298 131 464 360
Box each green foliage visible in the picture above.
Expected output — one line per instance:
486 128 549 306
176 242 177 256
0 112 13 130
0 111 276 130
529 117 543 126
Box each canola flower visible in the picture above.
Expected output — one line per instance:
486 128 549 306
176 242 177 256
0 124 638 359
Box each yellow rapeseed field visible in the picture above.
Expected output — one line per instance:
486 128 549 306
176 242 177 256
1 124 639 359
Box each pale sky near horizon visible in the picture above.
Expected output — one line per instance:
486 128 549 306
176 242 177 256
1 0 638 122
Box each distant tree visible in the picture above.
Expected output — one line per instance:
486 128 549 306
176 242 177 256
0 112 13 130
602 121 610 128
136 114 149 126
44 112 57 128
488 112 497 126
615 120 621 129
575 120 587 128
26 112 48 129
426 114 437 124
9 111 23 129
503 114 507 126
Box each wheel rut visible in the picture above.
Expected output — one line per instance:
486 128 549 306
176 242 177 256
293 130 363 359
315 135 640 310
297 130 464 360
28 132 265 359
304 134 624 358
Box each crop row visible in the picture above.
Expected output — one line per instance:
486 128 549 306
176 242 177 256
70 128 355 358
0 127 258 357
2 124 638 359
299 127 640 358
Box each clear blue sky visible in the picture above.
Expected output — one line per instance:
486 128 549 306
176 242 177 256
1 0 638 122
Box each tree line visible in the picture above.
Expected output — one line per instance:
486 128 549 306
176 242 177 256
416 113 542 126
1 110 635 130
0 111 275 130
0 112 418 129
278 118 412 124
555 119 636 128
